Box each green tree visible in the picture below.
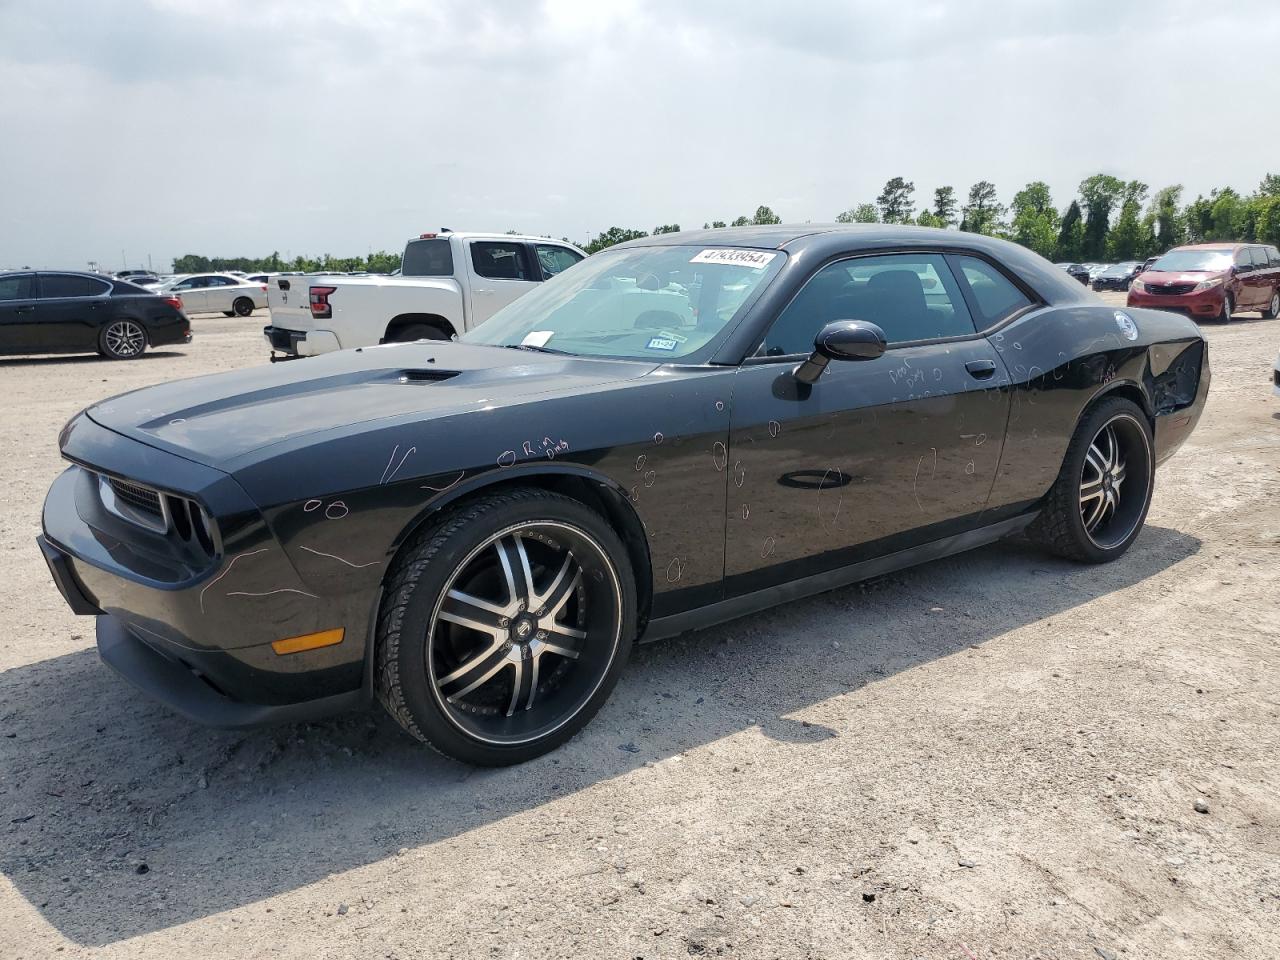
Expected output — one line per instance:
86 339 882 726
1209 188 1247 240
752 205 781 225
960 181 1005 235
1254 195 1280 246
1149 185 1185 252
584 227 649 255
702 221 727 229
1257 173 1280 198
1106 183 1150 261
876 177 915 224
651 224 681 235
1077 174 1125 260
1055 200 1085 261
1183 194 1214 242
1010 181 1060 258
836 203 879 223
916 210 946 229
932 186 958 227
730 215 752 226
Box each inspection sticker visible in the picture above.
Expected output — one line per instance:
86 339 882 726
645 336 680 352
520 330 555 347
690 248 778 269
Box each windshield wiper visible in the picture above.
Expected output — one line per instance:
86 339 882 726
503 343 571 355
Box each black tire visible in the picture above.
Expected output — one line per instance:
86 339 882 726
1028 395 1154 563
232 297 255 317
1219 293 1233 323
389 323 449 343
375 488 636 765
1263 288 1279 321
98 319 147 360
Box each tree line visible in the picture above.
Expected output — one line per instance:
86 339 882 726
170 173 1279 273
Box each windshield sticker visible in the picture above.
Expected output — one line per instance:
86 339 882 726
690 249 778 270
520 330 555 348
658 329 688 344
645 336 680 352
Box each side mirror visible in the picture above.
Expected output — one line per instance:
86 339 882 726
794 320 887 384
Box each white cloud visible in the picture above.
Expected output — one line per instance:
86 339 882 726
1 0 1277 269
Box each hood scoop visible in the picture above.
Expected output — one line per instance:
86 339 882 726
391 368 459 384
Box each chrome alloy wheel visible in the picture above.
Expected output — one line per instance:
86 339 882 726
1078 413 1151 549
104 320 146 357
426 521 622 746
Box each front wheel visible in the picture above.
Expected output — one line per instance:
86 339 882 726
375 488 636 765
232 297 255 317
1220 293 1234 323
1263 288 1279 320
98 319 147 360
1028 396 1154 563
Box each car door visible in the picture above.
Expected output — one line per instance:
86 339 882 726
205 276 237 312
466 240 540 324
1248 247 1272 307
723 251 1013 594
33 273 113 351
0 273 37 353
170 276 209 314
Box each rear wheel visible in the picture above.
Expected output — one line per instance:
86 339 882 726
232 297 254 317
1263 288 1279 320
375 488 636 765
388 323 449 343
1028 396 1154 563
98 320 147 360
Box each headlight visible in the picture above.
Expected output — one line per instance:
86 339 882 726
1130 280 1145 293
1192 277 1224 293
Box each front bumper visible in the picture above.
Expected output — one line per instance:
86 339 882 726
95 612 364 728
40 415 372 725
1128 287 1224 319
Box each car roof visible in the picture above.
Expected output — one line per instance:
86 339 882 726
1175 242 1243 251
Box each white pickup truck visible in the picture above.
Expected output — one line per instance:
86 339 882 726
263 231 586 358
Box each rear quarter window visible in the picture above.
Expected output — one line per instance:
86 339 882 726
402 239 455 277
950 255 1034 326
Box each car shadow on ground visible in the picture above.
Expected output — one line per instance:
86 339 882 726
0 352 186 368
0 524 1201 945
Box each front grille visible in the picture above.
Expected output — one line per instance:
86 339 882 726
1147 283 1195 296
97 473 218 560
108 477 163 519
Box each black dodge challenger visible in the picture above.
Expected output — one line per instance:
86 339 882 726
39 226 1209 764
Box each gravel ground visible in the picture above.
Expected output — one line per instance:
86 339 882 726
1 298 1278 959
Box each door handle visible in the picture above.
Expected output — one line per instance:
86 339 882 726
965 359 997 380
15 306 35 314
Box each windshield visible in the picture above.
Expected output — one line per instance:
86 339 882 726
462 244 785 360
1103 262 1138 275
1152 249 1233 272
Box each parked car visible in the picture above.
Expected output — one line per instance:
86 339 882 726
1092 261 1143 291
263 230 586 358
115 269 158 281
0 271 190 359
1055 262 1091 285
156 273 268 317
38 225 1210 764
1128 243 1280 322
1141 256 1161 274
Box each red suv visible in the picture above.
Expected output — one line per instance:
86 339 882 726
1128 242 1280 322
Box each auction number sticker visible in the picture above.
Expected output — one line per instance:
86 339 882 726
690 249 778 269
645 336 680 352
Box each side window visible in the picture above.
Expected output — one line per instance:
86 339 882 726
1249 247 1269 267
1269 246 1280 267
951 255 1033 326
0 275 33 300
39 275 109 299
210 276 235 286
1234 248 1253 269
471 242 533 281
762 253 975 355
535 244 583 279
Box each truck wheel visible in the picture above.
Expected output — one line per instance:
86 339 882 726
391 323 449 343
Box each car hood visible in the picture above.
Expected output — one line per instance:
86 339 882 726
86 342 658 466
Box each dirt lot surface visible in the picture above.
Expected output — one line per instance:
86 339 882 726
2 297 1278 959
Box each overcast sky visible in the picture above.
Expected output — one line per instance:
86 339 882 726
2 0 1278 270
